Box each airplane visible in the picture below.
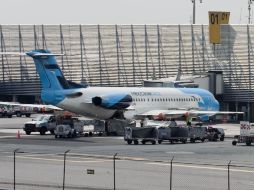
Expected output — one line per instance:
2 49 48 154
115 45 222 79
0 49 243 121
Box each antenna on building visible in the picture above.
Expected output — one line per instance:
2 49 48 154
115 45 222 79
191 0 203 24
239 8 243 24
248 0 254 24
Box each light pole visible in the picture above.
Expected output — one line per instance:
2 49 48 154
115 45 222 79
248 0 254 24
191 0 203 24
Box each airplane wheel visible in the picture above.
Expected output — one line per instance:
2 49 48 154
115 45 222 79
158 140 162 144
39 127 47 135
232 140 237 146
152 140 156 145
246 141 251 146
25 114 31 117
127 140 132 144
134 140 139 145
141 140 146 145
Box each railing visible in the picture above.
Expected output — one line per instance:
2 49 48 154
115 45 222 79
0 150 253 190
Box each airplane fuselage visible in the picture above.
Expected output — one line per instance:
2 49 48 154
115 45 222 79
44 86 219 120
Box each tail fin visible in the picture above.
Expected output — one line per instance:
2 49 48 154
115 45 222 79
26 49 69 90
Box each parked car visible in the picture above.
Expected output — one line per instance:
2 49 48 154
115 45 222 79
207 127 225 141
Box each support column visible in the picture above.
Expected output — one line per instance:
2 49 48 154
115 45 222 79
12 95 18 102
201 25 205 72
247 102 250 122
131 25 136 86
157 25 161 78
145 25 148 80
0 25 4 83
176 25 182 81
80 25 84 82
191 24 195 73
98 25 102 86
235 102 238 121
115 25 120 86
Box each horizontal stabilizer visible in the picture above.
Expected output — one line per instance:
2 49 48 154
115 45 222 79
0 52 64 57
0 52 27 56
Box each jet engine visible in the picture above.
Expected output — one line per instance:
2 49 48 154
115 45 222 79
92 94 132 109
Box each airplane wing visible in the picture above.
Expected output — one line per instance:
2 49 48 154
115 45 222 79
138 109 244 117
0 102 62 111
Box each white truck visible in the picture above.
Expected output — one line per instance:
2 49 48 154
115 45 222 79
232 121 254 146
23 114 57 135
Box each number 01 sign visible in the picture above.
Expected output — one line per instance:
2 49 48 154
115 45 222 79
209 11 230 44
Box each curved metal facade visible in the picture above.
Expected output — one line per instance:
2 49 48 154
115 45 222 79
0 24 254 102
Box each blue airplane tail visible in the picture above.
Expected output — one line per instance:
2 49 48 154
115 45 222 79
26 49 69 90
26 49 85 105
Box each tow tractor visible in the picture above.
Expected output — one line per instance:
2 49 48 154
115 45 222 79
232 121 254 146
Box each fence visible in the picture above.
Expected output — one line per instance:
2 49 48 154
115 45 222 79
0 150 254 190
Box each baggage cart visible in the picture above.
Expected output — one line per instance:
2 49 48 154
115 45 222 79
188 126 207 143
157 127 188 144
124 127 158 145
83 119 105 136
107 119 136 136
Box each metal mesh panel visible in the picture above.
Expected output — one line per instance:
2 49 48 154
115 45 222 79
172 162 227 190
230 165 254 190
0 24 254 101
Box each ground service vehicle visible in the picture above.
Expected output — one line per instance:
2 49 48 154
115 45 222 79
206 127 225 141
232 121 254 146
23 114 56 135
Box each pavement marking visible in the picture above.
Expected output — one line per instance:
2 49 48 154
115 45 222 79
7 155 114 163
66 153 149 161
146 162 254 173
0 134 38 139
166 151 195 154
0 135 16 139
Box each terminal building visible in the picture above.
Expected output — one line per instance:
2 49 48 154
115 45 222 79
0 24 253 121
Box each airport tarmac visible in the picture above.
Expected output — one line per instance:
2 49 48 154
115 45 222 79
0 116 253 190
0 115 249 164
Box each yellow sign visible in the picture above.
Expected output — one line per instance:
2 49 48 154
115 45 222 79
209 11 230 44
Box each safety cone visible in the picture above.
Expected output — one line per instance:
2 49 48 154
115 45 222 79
16 130 21 139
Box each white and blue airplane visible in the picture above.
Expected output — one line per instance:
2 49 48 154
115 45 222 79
1 49 243 120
